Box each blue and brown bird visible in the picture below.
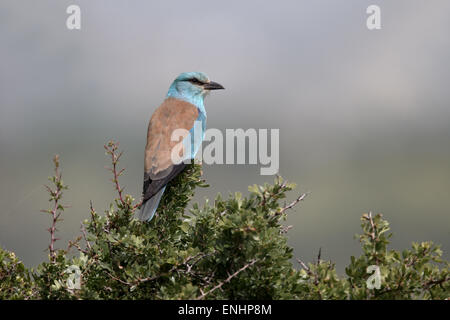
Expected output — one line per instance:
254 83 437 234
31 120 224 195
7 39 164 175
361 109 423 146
138 72 224 221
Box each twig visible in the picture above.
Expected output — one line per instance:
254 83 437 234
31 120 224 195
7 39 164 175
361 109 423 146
276 192 308 216
81 223 92 251
196 259 257 300
105 271 134 286
104 141 125 205
280 225 293 233
67 236 88 254
296 258 312 275
297 252 323 299
41 155 68 263
363 212 380 265
367 212 377 241
132 199 143 212
315 248 322 287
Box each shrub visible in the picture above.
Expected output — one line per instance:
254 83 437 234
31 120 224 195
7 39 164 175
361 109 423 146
0 141 448 299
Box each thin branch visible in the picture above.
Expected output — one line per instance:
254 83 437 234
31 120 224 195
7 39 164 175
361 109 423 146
104 141 125 205
196 259 257 300
314 248 322 287
280 225 293 233
105 271 134 286
41 155 68 263
81 223 92 251
366 211 377 242
296 258 312 275
276 192 308 216
363 212 380 265
67 236 88 254
132 199 143 212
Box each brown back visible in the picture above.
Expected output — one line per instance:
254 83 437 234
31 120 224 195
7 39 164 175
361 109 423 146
144 97 199 179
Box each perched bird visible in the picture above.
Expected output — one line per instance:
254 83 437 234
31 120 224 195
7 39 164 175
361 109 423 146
138 72 224 221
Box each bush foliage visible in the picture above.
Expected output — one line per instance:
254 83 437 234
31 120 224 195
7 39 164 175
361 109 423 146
0 141 448 300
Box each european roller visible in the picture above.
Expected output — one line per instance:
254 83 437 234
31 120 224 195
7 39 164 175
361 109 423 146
138 72 224 221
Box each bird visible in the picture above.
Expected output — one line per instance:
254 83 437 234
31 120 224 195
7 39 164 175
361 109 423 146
138 72 224 221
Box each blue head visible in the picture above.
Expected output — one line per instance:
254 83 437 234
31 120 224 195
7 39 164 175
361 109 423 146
166 72 224 111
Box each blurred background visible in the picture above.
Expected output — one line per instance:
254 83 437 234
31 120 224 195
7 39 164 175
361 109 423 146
1 0 449 273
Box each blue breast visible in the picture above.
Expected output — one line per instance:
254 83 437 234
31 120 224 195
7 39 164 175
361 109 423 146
187 111 206 159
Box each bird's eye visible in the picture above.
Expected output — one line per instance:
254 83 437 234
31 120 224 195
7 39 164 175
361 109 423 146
188 78 204 85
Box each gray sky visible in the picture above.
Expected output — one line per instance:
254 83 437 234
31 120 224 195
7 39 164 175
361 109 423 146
1 0 449 271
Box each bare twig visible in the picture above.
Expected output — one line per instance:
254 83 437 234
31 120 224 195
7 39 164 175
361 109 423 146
132 199 143 212
276 192 308 216
363 212 380 265
296 258 312 275
67 236 88 254
196 259 257 300
280 225 293 233
105 271 134 286
104 141 125 205
315 248 322 287
297 252 323 299
366 212 377 241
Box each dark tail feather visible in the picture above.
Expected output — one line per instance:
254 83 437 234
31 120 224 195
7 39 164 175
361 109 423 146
138 186 166 221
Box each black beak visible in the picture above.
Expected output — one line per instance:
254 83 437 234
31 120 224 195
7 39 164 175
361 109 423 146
203 81 225 90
